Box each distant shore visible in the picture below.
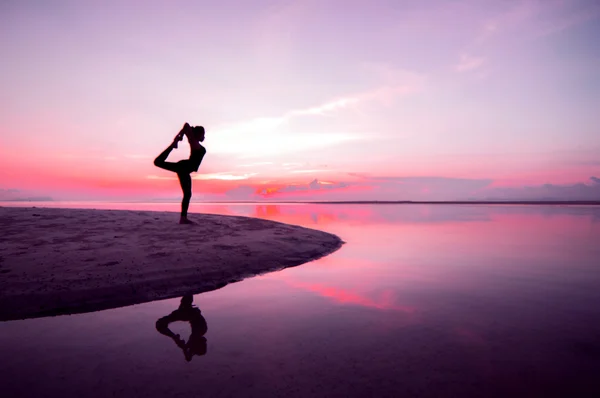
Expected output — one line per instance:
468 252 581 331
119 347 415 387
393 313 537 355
306 200 600 205
0 207 343 321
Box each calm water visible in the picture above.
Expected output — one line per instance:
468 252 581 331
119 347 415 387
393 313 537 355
1 203 600 398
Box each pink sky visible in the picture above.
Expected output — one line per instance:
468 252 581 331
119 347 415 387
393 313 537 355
1 0 599 201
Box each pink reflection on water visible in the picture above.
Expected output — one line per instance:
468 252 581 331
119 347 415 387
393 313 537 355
1 202 599 397
280 277 416 314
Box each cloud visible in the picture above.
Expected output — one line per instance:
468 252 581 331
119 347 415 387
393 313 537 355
193 172 257 181
208 119 359 158
289 169 329 174
146 175 176 180
236 162 273 168
373 176 493 200
0 188 20 200
456 54 485 72
363 176 600 201
474 21 499 45
282 162 304 170
125 154 151 160
0 188 53 201
206 72 423 158
342 175 494 200
146 173 600 202
2 196 54 202
148 172 257 181
251 175 498 201
258 179 348 195
225 185 258 200
253 175 600 201
479 177 600 201
289 97 360 116
346 172 370 179
224 175 496 201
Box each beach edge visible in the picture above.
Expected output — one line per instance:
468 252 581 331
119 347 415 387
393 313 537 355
0 207 344 321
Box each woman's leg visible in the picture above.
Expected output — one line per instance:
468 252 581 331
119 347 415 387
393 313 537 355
153 144 181 173
177 172 193 223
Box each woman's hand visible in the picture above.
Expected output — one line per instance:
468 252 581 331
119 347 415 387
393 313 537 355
181 123 191 135
172 123 189 148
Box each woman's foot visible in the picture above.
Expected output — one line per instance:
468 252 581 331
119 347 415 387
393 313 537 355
179 217 195 225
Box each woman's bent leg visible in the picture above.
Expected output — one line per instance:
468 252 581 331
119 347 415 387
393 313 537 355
153 145 180 173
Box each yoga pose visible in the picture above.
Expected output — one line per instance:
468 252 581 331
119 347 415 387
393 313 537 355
156 295 208 361
154 123 206 224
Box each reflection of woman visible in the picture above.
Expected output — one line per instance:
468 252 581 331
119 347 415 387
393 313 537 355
153 123 207 224
155 295 208 361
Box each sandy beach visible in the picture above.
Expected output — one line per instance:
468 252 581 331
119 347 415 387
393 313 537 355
0 206 343 321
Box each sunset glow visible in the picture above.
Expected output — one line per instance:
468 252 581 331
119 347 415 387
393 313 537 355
1 0 599 201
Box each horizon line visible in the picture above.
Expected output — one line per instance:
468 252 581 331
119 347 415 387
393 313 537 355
2 200 600 206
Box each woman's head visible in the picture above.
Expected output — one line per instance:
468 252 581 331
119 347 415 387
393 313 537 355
192 126 205 142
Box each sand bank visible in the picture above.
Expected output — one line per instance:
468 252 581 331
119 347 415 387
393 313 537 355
0 206 343 321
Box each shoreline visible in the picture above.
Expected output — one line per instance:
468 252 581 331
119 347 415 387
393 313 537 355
0 207 344 321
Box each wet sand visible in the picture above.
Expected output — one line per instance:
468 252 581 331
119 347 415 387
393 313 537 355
0 206 343 321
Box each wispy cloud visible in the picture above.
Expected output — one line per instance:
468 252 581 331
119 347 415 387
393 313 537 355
474 21 499 45
482 176 600 200
125 154 150 160
289 169 330 174
289 96 360 116
258 178 348 195
456 54 485 72
194 172 257 181
236 161 273 168
0 188 21 200
224 174 600 201
282 162 304 169
146 175 176 180
207 74 423 158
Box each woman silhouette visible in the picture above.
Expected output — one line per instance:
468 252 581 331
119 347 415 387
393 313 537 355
153 123 206 224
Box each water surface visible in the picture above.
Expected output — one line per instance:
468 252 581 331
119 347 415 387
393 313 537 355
1 203 599 397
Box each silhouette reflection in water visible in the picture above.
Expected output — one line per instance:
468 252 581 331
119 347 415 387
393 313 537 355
156 295 208 361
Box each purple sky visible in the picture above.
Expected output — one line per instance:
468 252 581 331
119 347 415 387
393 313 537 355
1 0 599 201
